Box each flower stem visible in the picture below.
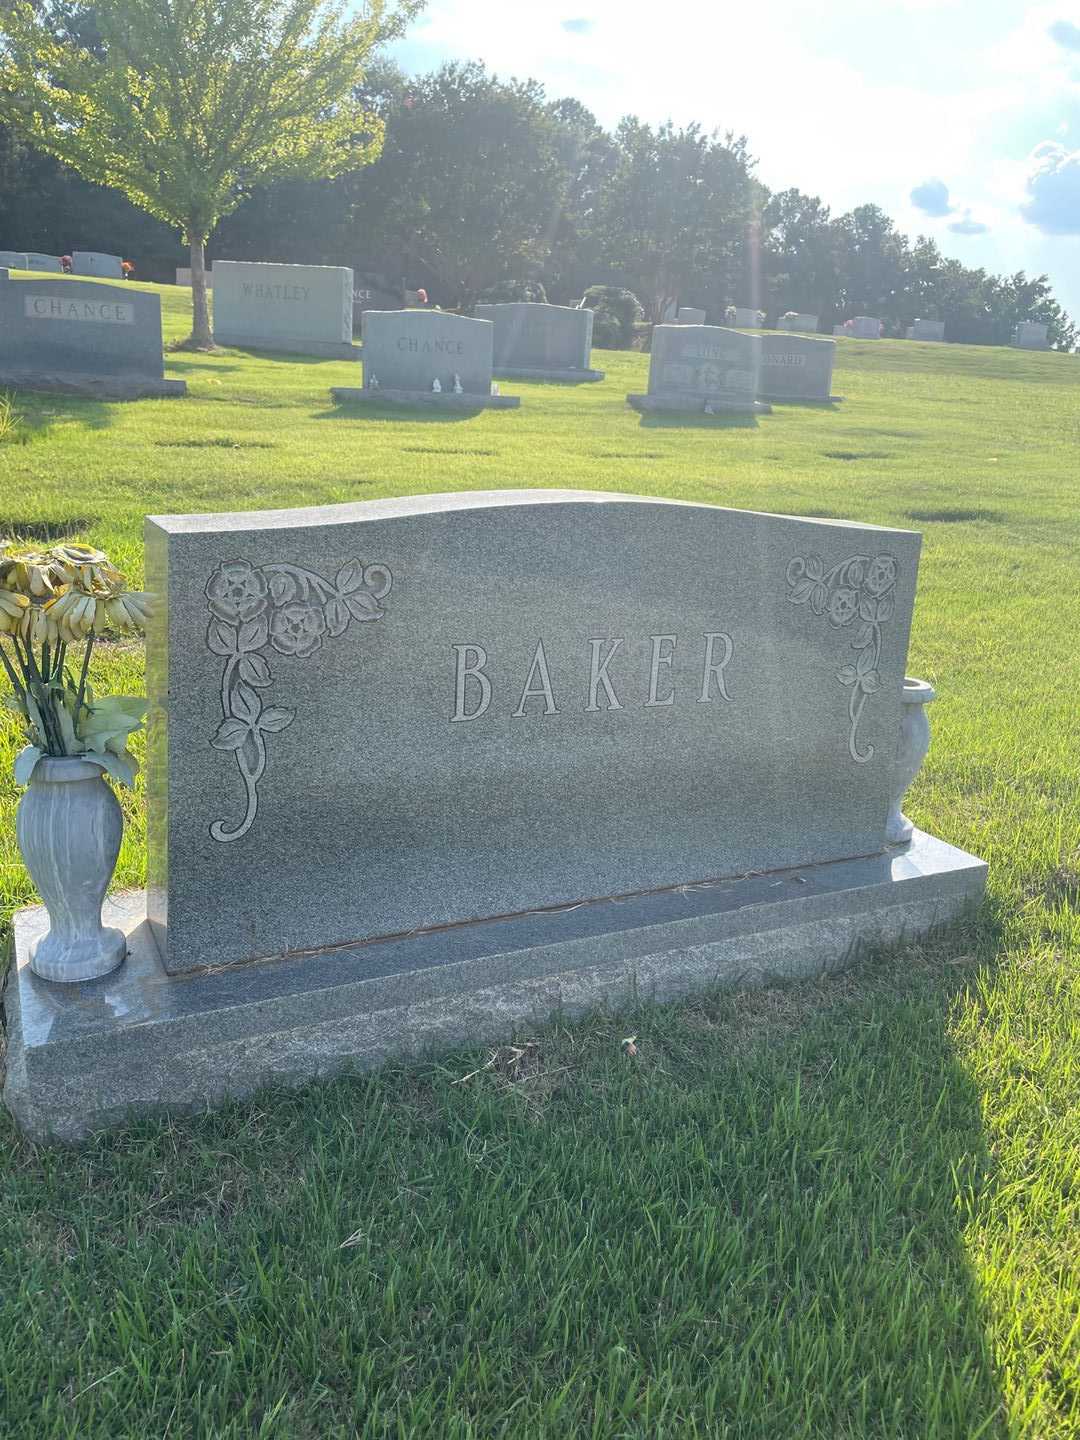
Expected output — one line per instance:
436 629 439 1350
75 635 95 725
0 636 27 701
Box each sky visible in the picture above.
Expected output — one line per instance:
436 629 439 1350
391 0 1080 321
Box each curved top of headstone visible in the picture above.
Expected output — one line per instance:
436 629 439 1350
148 488 914 535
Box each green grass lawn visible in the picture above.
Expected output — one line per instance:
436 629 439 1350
1 278 1078 1438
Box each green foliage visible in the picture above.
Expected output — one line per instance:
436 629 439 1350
474 277 548 306
596 119 761 322
580 284 642 348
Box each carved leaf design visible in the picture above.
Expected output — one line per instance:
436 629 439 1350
269 572 297 605
336 560 363 594
208 620 238 656
258 707 294 733
852 623 874 650
231 682 261 725
836 665 858 686
238 616 269 652
212 718 249 750
239 654 272 687
788 579 814 605
345 590 382 620
325 596 350 637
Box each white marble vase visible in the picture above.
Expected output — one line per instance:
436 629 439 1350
16 757 126 982
887 678 936 844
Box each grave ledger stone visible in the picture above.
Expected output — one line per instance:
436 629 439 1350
758 332 839 403
71 250 123 278
475 301 603 381
3 491 986 1140
212 260 357 358
0 269 185 399
332 310 520 409
628 324 767 414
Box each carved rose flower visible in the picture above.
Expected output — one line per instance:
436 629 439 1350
828 587 858 627
864 555 897 596
206 560 268 623
269 601 327 657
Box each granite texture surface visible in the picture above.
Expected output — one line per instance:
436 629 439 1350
212 261 354 354
475 303 595 375
330 386 519 410
0 371 185 399
758 333 839 402
629 324 763 412
360 310 496 396
3 831 988 1142
71 251 123 278
0 269 167 380
145 490 921 975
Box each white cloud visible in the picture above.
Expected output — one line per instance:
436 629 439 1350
1049 17 1080 51
1020 141 1080 232
948 210 991 235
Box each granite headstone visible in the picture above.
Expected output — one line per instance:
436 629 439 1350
777 313 819 333
628 324 766 413
474 302 602 380
26 253 63 274
733 307 763 327
758 333 838 403
850 316 881 339
911 319 945 342
71 251 124 278
675 307 706 326
332 310 520 409
0 251 29 269
0 269 184 398
1013 321 1049 350
212 260 356 358
3 491 987 1139
176 265 213 288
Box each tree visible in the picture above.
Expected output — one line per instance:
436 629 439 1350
0 0 421 346
347 62 574 309
595 120 760 322
760 188 840 320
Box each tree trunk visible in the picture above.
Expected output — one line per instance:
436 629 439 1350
189 233 213 348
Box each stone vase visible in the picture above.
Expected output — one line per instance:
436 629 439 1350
886 678 936 845
16 757 126 983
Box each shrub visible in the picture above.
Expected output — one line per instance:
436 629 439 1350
579 286 643 348
476 278 548 305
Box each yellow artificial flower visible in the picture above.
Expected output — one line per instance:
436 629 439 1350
49 543 122 597
105 591 153 631
45 589 97 643
20 603 59 648
0 589 30 634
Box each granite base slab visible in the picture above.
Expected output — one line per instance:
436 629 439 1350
0 371 187 400
2 829 986 1143
494 366 605 382
214 336 360 359
759 393 844 405
330 386 521 410
627 393 772 415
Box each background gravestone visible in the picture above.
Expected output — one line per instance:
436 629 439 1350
628 324 766 413
475 302 602 380
332 310 519 408
911 319 945 341
850 316 881 339
176 265 212 288
0 250 28 268
675 307 706 325
733 307 762 327
26 253 63 273
777 313 819 333
212 260 356 358
0 268 184 398
71 250 123 278
1013 321 1049 350
758 333 839 403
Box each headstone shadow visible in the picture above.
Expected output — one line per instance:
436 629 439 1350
636 409 761 430
314 400 485 424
